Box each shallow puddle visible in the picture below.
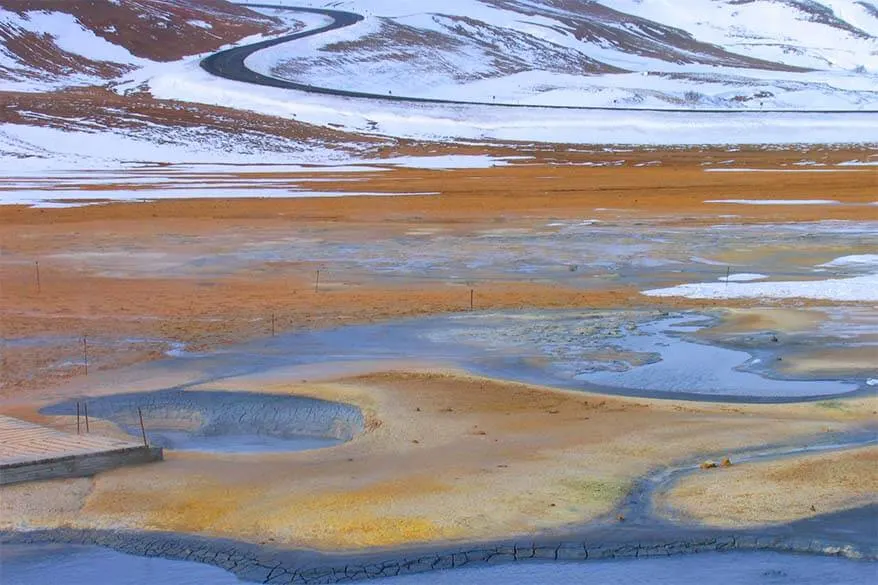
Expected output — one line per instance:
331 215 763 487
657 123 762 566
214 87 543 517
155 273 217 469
229 309 862 400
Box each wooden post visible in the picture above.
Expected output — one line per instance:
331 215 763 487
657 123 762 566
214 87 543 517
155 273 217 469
315 270 320 293
470 289 474 311
76 402 81 435
82 336 88 376
84 402 89 433
726 266 731 287
35 261 41 294
271 313 276 337
138 407 148 447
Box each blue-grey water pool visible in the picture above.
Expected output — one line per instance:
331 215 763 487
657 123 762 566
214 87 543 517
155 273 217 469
371 552 877 584
0 545 244 585
3 546 875 585
175 310 862 401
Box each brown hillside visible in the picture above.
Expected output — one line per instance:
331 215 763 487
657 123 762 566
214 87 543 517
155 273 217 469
2 0 280 62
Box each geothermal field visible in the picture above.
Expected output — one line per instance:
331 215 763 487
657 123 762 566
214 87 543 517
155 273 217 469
0 1 876 584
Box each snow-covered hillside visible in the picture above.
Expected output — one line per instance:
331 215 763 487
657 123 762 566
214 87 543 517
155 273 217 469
1 0 876 163
1 0 279 91
248 0 878 110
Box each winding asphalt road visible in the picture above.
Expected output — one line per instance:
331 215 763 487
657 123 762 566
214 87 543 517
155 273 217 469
201 4 877 114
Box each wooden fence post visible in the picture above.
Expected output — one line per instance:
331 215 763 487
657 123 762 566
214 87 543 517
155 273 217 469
138 407 148 447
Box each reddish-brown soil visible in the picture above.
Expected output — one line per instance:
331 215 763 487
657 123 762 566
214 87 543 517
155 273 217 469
1 148 876 396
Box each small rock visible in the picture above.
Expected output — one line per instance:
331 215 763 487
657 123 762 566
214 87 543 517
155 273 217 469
700 460 718 470
720 457 732 467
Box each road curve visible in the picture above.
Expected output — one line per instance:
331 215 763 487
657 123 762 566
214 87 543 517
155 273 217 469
201 4 877 114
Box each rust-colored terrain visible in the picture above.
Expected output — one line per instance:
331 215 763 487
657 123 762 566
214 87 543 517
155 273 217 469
2 147 875 395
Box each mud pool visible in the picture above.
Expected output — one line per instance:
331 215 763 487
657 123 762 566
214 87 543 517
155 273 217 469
41 390 362 454
3 545 875 585
143 309 871 402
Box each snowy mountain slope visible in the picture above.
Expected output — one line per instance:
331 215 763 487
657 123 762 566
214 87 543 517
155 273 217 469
1 0 280 91
1 0 876 159
599 0 878 70
0 87 381 170
246 0 878 109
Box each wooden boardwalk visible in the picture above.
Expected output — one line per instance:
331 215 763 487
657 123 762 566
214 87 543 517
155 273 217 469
0 415 161 484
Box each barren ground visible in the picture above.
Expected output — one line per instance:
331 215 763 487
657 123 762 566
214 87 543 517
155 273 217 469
2 370 875 549
660 446 878 527
1 147 876 549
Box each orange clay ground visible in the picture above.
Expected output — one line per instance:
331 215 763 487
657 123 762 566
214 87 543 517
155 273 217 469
2 369 875 549
1 146 876 548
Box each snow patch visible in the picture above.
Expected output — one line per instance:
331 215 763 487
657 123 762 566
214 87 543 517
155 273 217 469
643 275 878 302
706 199 841 205
20 10 148 65
818 255 878 268
718 273 768 282
2 189 442 208
705 168 865 173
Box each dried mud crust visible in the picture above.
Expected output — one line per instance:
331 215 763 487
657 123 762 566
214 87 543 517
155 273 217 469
43 389 365 443
1 520 875 585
